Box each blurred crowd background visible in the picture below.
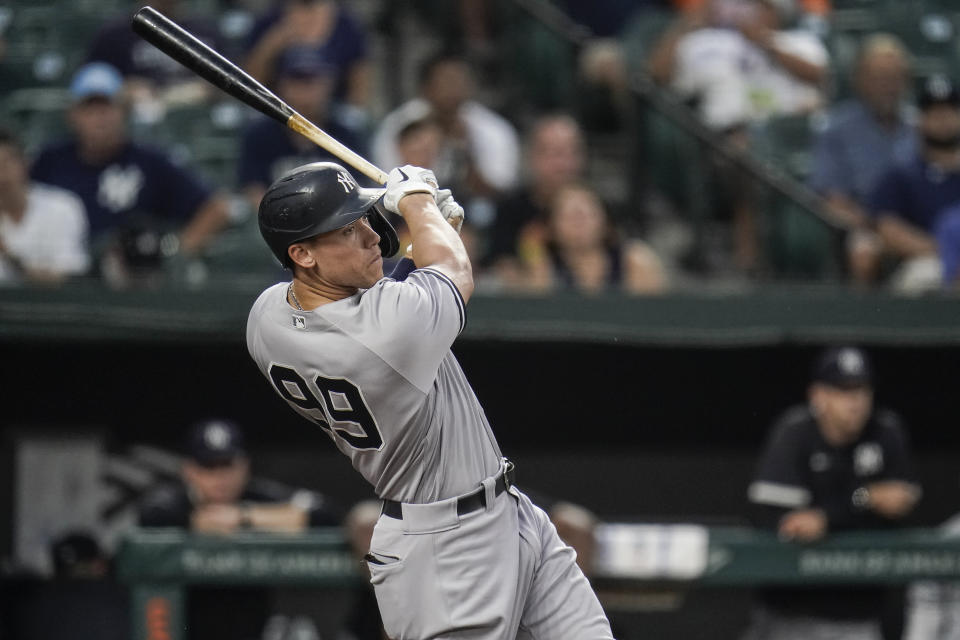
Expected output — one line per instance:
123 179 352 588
4 0 960 639
3 0 960 294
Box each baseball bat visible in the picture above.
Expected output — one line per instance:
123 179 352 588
130 6 389 185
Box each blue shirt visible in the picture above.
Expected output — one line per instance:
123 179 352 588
31 141 212 238
244 5 367 100
809 100 916 205
237 115 366 188
870 157 960 232
936 205 960 282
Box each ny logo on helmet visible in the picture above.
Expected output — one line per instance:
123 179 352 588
337 171 357 193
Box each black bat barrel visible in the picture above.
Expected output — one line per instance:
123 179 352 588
131 6 292 124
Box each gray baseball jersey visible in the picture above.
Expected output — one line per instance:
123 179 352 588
246 267 503 502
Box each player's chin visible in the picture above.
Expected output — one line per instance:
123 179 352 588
363 256 384 285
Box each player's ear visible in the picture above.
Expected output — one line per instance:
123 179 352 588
287 243 316 269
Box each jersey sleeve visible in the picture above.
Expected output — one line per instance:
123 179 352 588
748 410 813 522
364 268 466 393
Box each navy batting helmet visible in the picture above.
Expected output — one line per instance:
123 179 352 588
258 162 400 267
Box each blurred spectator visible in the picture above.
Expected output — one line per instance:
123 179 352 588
0 128 89 284
237 45 366 212
87 1 219 116
394 116 445 172
244 0 370 114
675 0 830 19
809 34 915 284
30 63 230 283
49 531 109 580
371 50 520 227
139 418 338 532
549 501 599 576
484 113 585 285
648 0 828 131
519 183 666 294
139 418 337 640
869 74 960 292
745 346 920 640
936 205 960 289
389 115 486 270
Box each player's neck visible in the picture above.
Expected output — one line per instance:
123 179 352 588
289 277 356 310
78 137 125 165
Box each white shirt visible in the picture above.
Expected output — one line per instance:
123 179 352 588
371 98 521 192
672 27 828 129
0 184 90 282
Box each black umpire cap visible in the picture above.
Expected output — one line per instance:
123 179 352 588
811 346 873 390
918 74 960 110
186 419 246 467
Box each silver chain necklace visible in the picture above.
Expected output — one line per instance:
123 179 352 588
288 282 304 311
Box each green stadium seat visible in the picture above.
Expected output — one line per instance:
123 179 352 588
763 200 838 279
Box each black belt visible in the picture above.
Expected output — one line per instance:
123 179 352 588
382 460 515 520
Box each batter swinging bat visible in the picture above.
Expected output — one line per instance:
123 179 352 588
131 5 389 184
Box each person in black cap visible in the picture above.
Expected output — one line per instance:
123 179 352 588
137 419 340 640
138 418 338 532
868 73 960 290
743 346 921 640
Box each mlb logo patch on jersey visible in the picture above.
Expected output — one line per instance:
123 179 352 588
293 315 306 329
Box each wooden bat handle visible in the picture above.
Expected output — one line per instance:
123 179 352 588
287 114 389 185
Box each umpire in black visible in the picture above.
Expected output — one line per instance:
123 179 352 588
744 346 921 640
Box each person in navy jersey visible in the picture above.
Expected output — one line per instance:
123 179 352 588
936 205 960 288
237 45 366 212
243 0 370 111
30 63 230 266
869 74 960 289
746 346 920 640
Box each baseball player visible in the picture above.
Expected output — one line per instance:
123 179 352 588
246 161 613 639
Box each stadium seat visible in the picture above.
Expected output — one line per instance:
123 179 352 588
764 200 839 279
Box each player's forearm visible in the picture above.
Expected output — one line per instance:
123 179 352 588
246 504 309 532
877 216 938 258
401 195 474 300
243 27 288 83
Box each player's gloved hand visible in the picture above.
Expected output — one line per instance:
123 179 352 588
436 188 465 233
382 165 438 214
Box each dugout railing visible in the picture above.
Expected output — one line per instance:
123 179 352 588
117 526 960 640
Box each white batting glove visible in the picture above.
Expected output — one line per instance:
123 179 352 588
436 188 465 233
382 165 438 214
